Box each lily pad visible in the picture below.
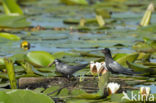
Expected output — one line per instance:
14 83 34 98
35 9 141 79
26 51 55 67
0 32 20 41
0 89 54 103
127 62 156 75
0 15 31 28
95 8 111 19
2 0 23 15
60 0 88 5
116 53 139 67
43 86 60 96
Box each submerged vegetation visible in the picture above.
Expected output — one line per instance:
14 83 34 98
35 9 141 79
0 0 156 103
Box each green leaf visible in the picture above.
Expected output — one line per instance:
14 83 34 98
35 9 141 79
98 72 110 95
0 15 31 28
95 8 111 19
110 93 124 102
71 89 87 97
2 0 23 15
127 62 156 75
43 86 60 96
113 53 127 61
0 58 5 65
132 41 152 52
72 92 102 99
0 89 55 103
53 52 76 59
9 54 26 63
0 32 20 41
0 58 5 70
26 51 55 67
137 53 150 62
60 0 88 5
116 53 139 67
4 58 17 89
31 67 57 77
33 88 45 93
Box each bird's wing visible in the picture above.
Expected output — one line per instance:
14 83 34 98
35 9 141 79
68 63 88 73
109 61 133 74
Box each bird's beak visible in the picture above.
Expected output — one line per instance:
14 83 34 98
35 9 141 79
101 49 106 53
48 61 55 67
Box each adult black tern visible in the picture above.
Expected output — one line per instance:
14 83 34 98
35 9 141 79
101 48 135 75
48 59 88 78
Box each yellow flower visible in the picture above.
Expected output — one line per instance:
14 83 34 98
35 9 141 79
20 41 30 50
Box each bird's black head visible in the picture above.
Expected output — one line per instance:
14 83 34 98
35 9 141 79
48 59 61 67
53 59 61 64
101 48 111 55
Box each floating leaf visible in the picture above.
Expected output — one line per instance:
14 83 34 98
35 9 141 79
2 0 23 15
9 54 26 63
26 51 55 67
132 40 156 52
137 52 150 62
63 18 97 25
95 8 111 19
71 89 86 96
0 89 55 103
137 24 156 35
72 92 102 99
127 62 156 75
110 93 124 102
0 15 31 28
43 86 60 96
53 52 76 59
116 53 139 67
0 82 10 88
143 62 156 68
21 62 34 74
113 53 127 61
60 0 88 5
33 88 45 93
31 67 57 77
0 32 20 41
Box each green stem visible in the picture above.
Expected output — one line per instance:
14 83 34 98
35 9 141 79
4 58 17 89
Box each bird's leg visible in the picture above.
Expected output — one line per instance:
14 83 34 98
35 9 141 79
67 75 70 80
65 74 75 81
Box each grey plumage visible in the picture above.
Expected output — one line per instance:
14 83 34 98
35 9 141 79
101 48 135 75
49 59 88 77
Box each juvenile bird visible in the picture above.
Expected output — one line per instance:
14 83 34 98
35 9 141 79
49 59 88 78
101 48 135 75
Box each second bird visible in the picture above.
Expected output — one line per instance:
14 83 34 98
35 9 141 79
49 59 88 78
101 48 136 75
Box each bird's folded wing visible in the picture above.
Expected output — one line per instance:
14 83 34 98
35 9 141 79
109 61 126 73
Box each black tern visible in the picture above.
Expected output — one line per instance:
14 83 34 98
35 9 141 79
101 48 135 75
49 59 88 78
